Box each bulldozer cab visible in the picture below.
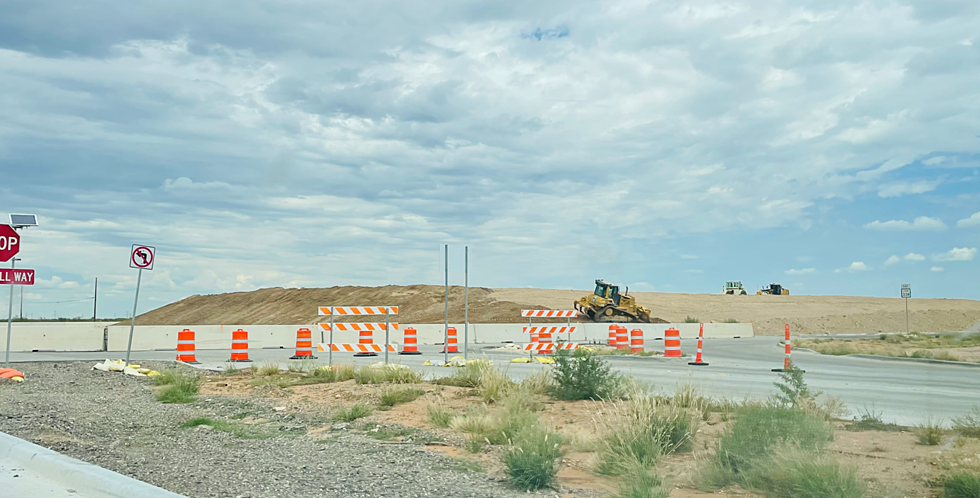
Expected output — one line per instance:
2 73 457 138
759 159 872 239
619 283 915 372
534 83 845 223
594 280 622 306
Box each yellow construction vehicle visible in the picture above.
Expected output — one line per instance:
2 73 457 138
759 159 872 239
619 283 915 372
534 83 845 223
574 279 653 323
757 283 790 295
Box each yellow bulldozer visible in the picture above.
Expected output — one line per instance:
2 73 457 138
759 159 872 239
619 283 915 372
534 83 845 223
757 283 790 295
574 279 653 323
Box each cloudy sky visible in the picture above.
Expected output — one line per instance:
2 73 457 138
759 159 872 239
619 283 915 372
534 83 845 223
1 0 978 318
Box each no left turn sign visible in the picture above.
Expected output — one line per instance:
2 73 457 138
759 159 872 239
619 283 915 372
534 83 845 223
130 245 155 270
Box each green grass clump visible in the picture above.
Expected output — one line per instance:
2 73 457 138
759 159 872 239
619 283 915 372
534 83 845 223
551 348 621 401
594 395 697 476
154 370 200 403
723 318 739 323
427 404 455 428
747 449 864 498
684 316 700 323
253 362 281 377
501 425 563 491
917 420 945 446
353 365 424 384
333 404 372 422
363 423 415 440
180 417 284 439
944 473 980 498
615 467 670 498
379 387 426 407
846 409 904 432
953 408 980 438
432 362 484 387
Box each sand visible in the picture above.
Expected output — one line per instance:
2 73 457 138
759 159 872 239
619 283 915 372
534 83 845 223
129 285 980 336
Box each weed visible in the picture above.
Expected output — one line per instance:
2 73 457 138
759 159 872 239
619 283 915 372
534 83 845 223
476 362 515 403
944 473 980 498
551 348 621 401
771 366 817 408
615 467 670 498
354 364 424 384
953 407 980 438
746 448 864 498
917 420 945 446
723 318 739 324
846 408 903 432
501 425 563 491
594 396 697 476
254 362 281 377
427 403 455 428
520 371 554 395
798 395 850 422
152 369 183 386
333 404 372 422
155 371 200 404
365 424 414 440
432 362 484 387
180 417 283 439
449 457 484 473
379 387 425 407
222 363 239 375
684 316 700 323
451 402 540 445
464 436 485 453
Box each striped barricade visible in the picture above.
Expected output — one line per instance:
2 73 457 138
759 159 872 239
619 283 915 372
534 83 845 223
521 310 578 318
524 343 579 351
318 323 399 332
317 343 397 353
318 306 399 316
522 326 577 334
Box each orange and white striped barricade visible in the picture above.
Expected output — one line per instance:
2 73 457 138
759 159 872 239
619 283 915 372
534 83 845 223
442 327 459 353
229 328 251 362
689 323 708 366
608 325 618 346
290 328 317 359
630 329 644 354
772 324 801 372
664 327 682 357
523 326 577 355
524 343 578 351
523 310 579 342
176 329 199 364
317 305 398 365
616 326 629 350
316 344 397 353
399 327 421 355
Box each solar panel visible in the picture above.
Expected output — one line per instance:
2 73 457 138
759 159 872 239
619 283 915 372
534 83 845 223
9 214 37 227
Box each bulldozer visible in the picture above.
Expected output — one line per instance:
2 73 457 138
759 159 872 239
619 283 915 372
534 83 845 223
757 283 790 295
574 279 653 323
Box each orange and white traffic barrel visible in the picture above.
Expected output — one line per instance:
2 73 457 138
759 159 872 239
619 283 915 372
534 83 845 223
399 327 422 355
630 329 644 354
290 328 317 359
664 327 682 357
229 329 251 362
176 329 199 364
608 325 618 346
442 327 459 353
354 328 377 357
616 325 629 350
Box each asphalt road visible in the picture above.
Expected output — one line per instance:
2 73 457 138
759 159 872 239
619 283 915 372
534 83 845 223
7 336 979 426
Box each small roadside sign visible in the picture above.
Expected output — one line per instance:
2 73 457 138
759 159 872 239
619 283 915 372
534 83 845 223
0 269 34 285
130 245 155 270
901 284 911 299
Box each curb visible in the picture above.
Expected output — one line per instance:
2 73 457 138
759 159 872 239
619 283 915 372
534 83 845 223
0 430 187 498
794 348 980 368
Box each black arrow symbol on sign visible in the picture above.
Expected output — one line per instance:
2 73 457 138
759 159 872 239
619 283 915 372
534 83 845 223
137 250 148 264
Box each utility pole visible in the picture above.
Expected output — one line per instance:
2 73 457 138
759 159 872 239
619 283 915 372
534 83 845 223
443 244 449 366
19 286 23 320
464 246 468 360
93 278 98 320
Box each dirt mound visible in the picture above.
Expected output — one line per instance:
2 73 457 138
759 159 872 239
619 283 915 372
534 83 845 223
130 285 980 335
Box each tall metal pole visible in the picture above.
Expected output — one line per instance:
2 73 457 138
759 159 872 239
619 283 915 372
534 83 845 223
329 307 334 367
444 244 449 365
384 308 390 364
5 259 16 366
93 277 98 320
464 246 468 360
19 286 24 320
905 298 909 334
125 268 142 363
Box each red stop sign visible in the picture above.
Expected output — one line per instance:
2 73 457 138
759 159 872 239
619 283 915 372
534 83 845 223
0 225 20 262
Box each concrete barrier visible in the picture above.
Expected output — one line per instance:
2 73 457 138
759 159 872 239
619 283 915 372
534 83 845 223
3 322 753 353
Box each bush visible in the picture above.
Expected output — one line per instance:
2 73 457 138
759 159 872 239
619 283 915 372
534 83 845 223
501 426 563 491
354 364 423 384
427 404 455 428
917 420 945 446
595 395 698 476
379 387 425 407
432 362 483 387
953 408 980 438
451 401 540 445
771 366 817 408
551 348 621 401
945 473 980 498
253 362 281 377
747 449 864 498
155 371 200 403
333 404 372 422
847 408 903 432
616 467 670 498
714 405 833 480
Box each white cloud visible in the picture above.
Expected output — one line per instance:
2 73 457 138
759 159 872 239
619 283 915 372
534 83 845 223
864 217 947 231
931 266 944 272
958 211 980 228
904 253 925 261
933 247 977 262
835 261 870 273
785 268 816 275
883 255 900 266
877 180 942 198
679 254 699 260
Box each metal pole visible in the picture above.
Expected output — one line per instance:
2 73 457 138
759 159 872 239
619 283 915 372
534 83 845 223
19 286 24 320
125 268 142 363
5 259 16 367
93 277 97 320
464 246 468 360
329 307 334 366
905 298 909 334
444 244 449 365
384 308 390 364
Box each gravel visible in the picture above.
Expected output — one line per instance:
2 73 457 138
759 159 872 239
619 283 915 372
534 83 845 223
0 362 544 498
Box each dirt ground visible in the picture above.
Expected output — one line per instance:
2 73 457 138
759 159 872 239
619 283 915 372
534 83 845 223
198 367 980 497
798 333 980 363
129 285 980 336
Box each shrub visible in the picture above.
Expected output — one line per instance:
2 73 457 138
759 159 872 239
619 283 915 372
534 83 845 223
595 395 697 476
847 408 903 432
945 473 980 498
354 364 423 384
379 387 425 407
615 467 670 498
747 449 864 498
551 348 620 401
333 404 372 422
501 426 563 491
917 420 945 446
427 404 455 428
155 371 200 403
432 362 483 387
253 362 281 377
713 405 833 481
476 362 515 403
953 407 980 438
771 366 817 408
152 369 184 386
451 402 540 445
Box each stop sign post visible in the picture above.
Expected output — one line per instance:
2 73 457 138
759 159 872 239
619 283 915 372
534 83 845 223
0 225 19 262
